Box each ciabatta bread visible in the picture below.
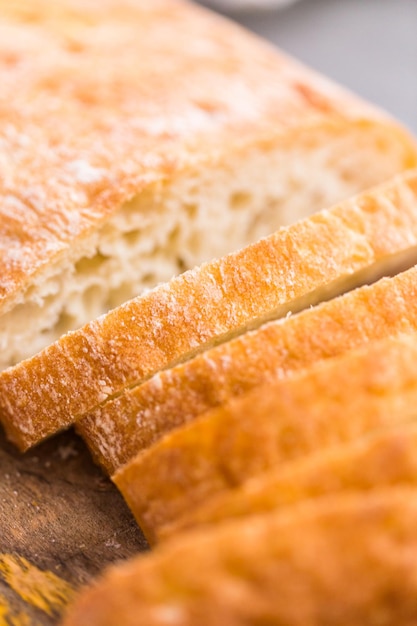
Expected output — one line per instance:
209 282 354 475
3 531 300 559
0 0 416 371
80 256 417 476
61 489 417 626
112 334 417 543
3 171 417 451
162 423 417 541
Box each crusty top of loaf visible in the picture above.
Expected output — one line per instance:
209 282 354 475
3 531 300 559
0 0 414 313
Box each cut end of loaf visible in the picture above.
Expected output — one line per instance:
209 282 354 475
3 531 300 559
3 168 417 454
0 119 415 372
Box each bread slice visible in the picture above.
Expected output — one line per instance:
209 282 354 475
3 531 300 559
2 0 415 373
161 423 417 542
3 171 417 452
80 255 417 476
113 334 417 543
61 488 417 626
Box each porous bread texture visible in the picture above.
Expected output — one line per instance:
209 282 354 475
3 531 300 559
0 122 412 371
112 333 417 543
3 169 417 452
162 423 417 541
81 263 417 475
2 0 415 373
61 489 417 626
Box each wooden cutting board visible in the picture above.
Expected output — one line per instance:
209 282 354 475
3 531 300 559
0 426 147 625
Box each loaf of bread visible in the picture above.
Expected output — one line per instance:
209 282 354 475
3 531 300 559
1 0 414 374
161 423 417 541
78 252 417 476
3 1 417 622
112 334 417 543
61 489 417 626
3 170 417 451
1 0 416 422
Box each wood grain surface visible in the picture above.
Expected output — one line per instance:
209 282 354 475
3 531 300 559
0 427 147 625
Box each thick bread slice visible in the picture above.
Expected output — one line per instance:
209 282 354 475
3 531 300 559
4 172 417 450
2 0 415 372
61 488 417 626
82 260 417 476
113 334 417 543
162 423 417 542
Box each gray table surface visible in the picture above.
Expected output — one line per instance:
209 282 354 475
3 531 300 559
213 0 417 134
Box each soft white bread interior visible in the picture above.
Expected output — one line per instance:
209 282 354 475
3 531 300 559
0 0 416 372
3 171 417 451
112 334 417 543
61 489 417 626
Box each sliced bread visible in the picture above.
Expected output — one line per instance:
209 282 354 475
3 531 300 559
161 423 417 541
2 0 415 371
82 259 417 475
113 334 417 542
61 489 417 626
3 171 417 450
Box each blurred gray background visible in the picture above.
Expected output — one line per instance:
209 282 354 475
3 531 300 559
203 0 417 134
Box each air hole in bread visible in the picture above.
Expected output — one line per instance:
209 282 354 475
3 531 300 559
121 229 144 248
54 311 76 336
107 284 137 311
230 191 252 211
184 203 198 219
74 252 110 276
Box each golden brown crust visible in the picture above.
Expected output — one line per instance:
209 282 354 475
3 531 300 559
163 423 417 541
61 489 417 626
1 0 413 313
2 171 417 450
0 0 416 447
113 334 417 543
83 251 417 476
